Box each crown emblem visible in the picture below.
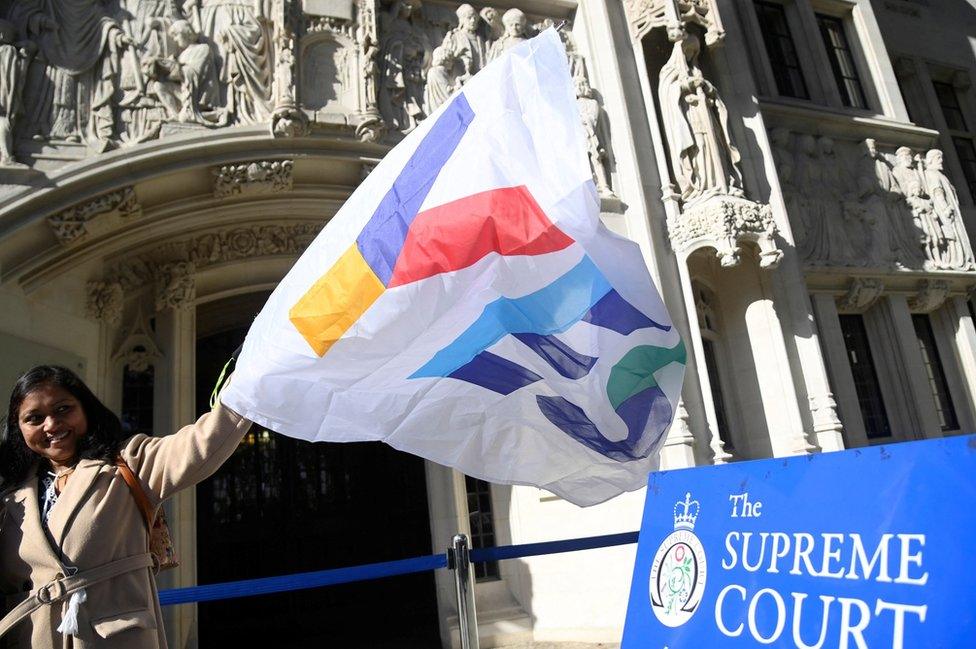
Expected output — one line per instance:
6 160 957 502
673 492 699 531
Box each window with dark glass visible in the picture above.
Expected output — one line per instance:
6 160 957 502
912 314 959 431
121 364 154 436
816 14 868 109
933 81 968 131
465 476 499 581
952 136 976 198
839 315 891 439
702 339 734 451
754 1 809 99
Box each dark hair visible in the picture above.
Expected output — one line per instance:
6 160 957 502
0 365 124 487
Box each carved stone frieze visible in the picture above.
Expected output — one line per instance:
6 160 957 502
213 160 295 199
907 279 951 313
155 261 196 312
776 132 976 272
623 0 725 46
107 222 320 294
85 280 124 325
836 278 884 313
48 187 142 245
113 309 162 373
668 195 783 269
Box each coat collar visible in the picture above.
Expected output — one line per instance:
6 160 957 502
45 459 113 550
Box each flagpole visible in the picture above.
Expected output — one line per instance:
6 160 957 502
450 534 480 649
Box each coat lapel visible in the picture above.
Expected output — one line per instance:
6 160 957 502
46 459 112 553
13 475 64 571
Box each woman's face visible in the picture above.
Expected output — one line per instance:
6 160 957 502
18 383 88 468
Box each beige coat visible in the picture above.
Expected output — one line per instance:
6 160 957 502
0 402 251 648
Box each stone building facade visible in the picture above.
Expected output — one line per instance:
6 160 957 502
0 0 973 646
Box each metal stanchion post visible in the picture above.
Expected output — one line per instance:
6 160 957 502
449 534 480 649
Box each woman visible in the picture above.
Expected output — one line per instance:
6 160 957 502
0 365 251 647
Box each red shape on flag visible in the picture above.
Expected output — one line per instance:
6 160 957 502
388 185 575 287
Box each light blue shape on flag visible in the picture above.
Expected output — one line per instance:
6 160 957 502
411 255 612 379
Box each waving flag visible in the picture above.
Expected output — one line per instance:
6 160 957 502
222 29 685 506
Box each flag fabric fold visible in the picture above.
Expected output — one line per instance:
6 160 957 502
221 29 686 507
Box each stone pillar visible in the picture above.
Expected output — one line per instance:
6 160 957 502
675 259 733 463
659 399 697 469
946 296 976 423
810 293 869 448
867 296 941 439
154 263 199 649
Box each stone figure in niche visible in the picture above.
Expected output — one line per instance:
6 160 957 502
424 46 455 114
818 137 856 263
378 0 430 132
488 9 528 61
480 7 504 41
576 74 612 197
891 146 929 256
657 33 743 204
192 0 273 125
923 148 973 269
851 138 897 265
146 20 220 124
793 134 823 261
0 20 35 166
443 4 486 83
862 139 923 267
9 0 133 149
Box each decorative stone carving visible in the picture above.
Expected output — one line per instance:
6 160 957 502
113 308 162 373
576 72 614 199
667 195 782 268
108 222 320 293
907 279 951 313
487 9 528 61
155 261 195 312
779 132 976 271
658 33 744 206
85 280 124 325
48 187 143 245
270 0 310 138
213 160 294 198
145 20 221 125
623 0 725 46
836 278 884 313
442 4 487 83
0 20 35 166
377 0 430 132
423 46 456 114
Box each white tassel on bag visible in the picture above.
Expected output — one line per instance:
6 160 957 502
57 588 87 636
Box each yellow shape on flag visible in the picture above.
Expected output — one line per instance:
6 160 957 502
289 243 385 356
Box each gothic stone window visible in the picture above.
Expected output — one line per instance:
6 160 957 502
816 14 868 109
911 314 959 432
839 314 892 439
753 1 810 100
121 363 154 436
465 476 500 581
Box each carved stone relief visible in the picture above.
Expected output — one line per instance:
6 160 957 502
155 261 195 312
86 279 124 325
212 159 294 198
776 131 976 272
48 187 142 245
623 0 725 46
836 278 884 313
112 308 162 372
667 194 782 269
907 279 951 313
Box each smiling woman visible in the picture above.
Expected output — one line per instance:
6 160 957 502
0 365 252 648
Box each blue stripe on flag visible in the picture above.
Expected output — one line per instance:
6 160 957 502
513 333 597 379
356 94 476 285
410 255 613 379
582 289 670 334
448 351 543 394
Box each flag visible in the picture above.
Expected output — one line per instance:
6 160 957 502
221 29 686 506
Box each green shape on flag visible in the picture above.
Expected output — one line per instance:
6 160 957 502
607 342 687 410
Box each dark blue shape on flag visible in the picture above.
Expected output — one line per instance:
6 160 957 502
448 350 542 395
513 333 597 379
583 290 669 335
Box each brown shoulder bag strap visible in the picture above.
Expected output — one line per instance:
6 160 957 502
114 456 153 533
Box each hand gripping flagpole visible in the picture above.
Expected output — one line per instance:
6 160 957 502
449 535 480 649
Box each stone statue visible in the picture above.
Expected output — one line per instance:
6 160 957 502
443 4 486 83
480 7 504 41
923 148 973 269
488 9 528 61
194 0 273 125
818 137 857 263
891 146 933 263
793 134 824 261
424 46 455 114
0 19 35 165
147 20 220 124
657 33 743 204
378 0 430 132
576 74 612 196
852 138 897 265
9 0 133 149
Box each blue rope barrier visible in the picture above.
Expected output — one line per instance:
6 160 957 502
158 530 640 606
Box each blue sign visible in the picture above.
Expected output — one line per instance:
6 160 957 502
622 435 976 648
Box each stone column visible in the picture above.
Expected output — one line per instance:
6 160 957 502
810 293 869 448
867 296 941 439
154 262 199 649
946 296 976 423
